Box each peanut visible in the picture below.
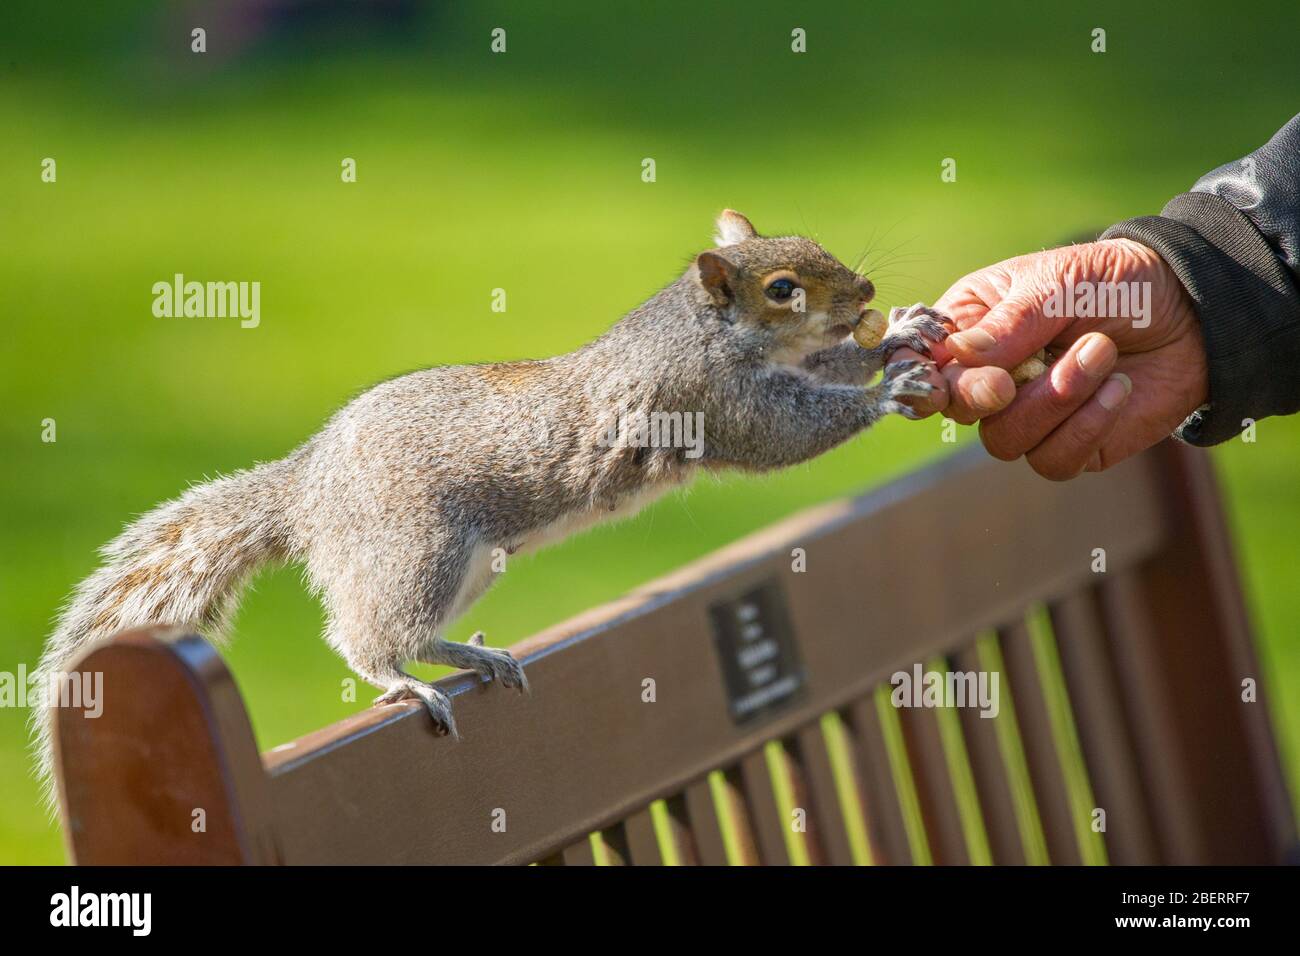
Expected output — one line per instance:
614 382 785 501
853 308 888 349
1010 349 1050 385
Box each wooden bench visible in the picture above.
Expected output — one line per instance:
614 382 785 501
52 441 1296 864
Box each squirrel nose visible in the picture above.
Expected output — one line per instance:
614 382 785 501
856 277 876 302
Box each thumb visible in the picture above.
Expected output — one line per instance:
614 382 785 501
945 289 1058 369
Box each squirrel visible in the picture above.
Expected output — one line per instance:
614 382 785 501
31 209 948 805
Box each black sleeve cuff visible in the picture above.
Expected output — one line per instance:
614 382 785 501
1101 191 1300 446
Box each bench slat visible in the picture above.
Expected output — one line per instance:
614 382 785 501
682 780 730 865
561 837 597 866
1096 572 1203 862
771 738 826 864
717 766 761 865
1050 589 1159 864
842 695 913 864
898 686 970 865
622 808 663 865
998 622 1082 865
790 723 856 865
660 793 700 865
951 645 1025 865
599 823 631 866
737 751 790 865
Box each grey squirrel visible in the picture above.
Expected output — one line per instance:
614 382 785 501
31 210 948 803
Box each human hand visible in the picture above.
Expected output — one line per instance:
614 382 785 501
933 239 1208 479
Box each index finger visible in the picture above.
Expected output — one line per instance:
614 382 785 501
944 291 1063 372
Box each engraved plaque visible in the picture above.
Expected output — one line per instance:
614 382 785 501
709 580 805 724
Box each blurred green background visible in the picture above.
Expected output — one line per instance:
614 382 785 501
2 0 1298 864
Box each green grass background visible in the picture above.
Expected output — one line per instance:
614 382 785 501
2 0 1298 863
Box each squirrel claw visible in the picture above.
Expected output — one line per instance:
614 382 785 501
485 649 529 695
880 359 935 418
374 679 459 739
464 636 529 694
889 302 951 328
879 303 952 358
883 359 933 391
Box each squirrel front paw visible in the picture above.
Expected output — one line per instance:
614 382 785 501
879 303 951 358
422 633 529 695
879 359 936 420
465 632 529 693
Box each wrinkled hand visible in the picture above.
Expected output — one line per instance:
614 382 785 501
915 239 1209 480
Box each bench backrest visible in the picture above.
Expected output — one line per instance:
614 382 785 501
53 442 1296 864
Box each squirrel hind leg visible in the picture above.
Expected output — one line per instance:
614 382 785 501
369 669 459 739
420 636 529 694
351 650 459 738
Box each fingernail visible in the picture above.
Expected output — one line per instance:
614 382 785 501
949 328 997 353
1076 334 1113 374
1097 372 1132 411
971 379 1003 412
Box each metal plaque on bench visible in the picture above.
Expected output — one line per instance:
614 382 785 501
708 580 806 725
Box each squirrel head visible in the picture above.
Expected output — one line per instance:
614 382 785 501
692 210 876 361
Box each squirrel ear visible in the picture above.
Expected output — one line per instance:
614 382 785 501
714 209 757 247
695 251 736 306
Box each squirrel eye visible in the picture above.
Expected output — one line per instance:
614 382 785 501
765 277 797 301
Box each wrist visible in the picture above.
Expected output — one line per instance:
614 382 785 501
1100 196 1300 444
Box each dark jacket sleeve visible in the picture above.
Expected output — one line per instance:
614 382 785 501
1100 113 1300 445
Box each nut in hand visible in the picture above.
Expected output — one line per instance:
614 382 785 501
1011 349 1051 385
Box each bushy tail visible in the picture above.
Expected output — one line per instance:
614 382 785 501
30 459 297 810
